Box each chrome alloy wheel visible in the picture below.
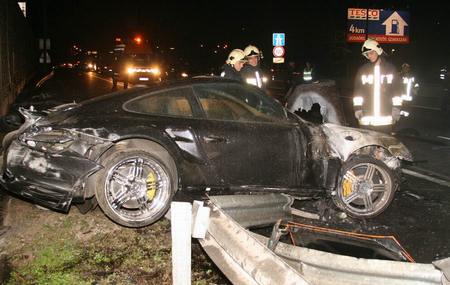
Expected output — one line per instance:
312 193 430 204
104 156 170 223
341 162 393 216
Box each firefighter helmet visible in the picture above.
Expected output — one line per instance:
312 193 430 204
226 49 246 65
361 38 383 57
244 45 261 58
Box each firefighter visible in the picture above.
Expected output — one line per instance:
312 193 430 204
303 61 314 82
400 63 418 103
353 38 402 129
440 65 449 112
241 45 268 88
220 49 246 81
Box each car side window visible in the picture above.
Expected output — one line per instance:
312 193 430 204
194 83 286 122
123 87 193 117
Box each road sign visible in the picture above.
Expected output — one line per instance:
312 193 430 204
272 46 285 57
39 38 51 50
272 33 285 46
273 57 285 64
346 8 410 44
39 51 51 64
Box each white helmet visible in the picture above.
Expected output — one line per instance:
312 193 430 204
244 45 261 58
226 49 246 65
361 38 383 58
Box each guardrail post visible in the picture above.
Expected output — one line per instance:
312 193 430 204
170 202 192 285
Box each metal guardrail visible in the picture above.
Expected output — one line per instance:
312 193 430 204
201 194 449 285
200 194 310 285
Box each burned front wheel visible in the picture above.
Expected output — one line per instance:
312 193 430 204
333 155 398 218
95 148 177 227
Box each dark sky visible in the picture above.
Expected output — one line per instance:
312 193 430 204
26 0 450 77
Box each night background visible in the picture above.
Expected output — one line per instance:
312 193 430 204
24 0 450 80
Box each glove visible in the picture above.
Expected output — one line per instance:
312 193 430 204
392 107 401 121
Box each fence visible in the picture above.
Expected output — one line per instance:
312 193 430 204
0 0 36 116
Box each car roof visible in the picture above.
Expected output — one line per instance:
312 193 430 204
77 76 242 107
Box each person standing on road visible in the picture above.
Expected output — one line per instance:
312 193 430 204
241 45 268 88
352 38 402 129
303 61 314 83
220 49 246 81
439 65 449 112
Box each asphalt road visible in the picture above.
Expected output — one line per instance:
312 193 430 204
0 68 449 263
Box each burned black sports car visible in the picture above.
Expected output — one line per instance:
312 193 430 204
0 77 412 227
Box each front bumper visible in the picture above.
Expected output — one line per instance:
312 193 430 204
0 140 102 212
128 72 161 83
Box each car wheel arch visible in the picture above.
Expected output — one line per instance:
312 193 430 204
83 138 182 200
346 145 401 170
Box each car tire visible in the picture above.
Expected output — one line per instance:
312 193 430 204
0 111 23 132
333 155 398 218
95 147 177 227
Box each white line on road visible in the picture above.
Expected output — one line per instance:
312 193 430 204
402 168 450 188
437 136 450 141
91 73 113 83
90 73 133 88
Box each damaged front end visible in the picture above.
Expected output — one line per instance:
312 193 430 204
320 123 413 165
0 107 111 212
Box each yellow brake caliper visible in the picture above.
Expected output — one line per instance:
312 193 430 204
146 171 157 200
342 170 354 197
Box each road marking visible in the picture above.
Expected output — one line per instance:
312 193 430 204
90 73 113 83
402 168 450 188
89 73 134 88
437 136 450 141
409 105 441 111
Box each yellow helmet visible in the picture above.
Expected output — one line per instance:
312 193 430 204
244 45 260 58
226 49 246 65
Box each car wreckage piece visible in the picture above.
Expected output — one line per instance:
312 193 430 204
285 79 347 125
200 194 450 285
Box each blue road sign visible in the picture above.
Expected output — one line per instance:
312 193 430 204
272 33 285 46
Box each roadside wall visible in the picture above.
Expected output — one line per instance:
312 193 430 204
0 0 37 116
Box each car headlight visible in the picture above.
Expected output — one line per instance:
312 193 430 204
150 67 161 76
20 130 74 153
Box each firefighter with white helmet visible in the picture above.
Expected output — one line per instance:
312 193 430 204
353 38 402 130
241 45 268 88
400 62 419 115
220 49 246 81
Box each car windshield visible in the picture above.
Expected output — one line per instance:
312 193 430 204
130 53 152 64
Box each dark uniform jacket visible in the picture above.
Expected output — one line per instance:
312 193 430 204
353 58 401 117
220 64 243 82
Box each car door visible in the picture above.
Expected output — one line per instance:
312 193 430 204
123 86 222 186
191 82 303 188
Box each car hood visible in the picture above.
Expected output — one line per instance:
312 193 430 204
320 123 413 162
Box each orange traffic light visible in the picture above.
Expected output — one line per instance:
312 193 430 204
134 36 142 44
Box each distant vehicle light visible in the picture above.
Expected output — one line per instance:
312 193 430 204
181 72 188 78
127 67 161 76
87 63 94 69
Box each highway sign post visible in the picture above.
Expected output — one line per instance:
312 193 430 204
272 33 286 64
